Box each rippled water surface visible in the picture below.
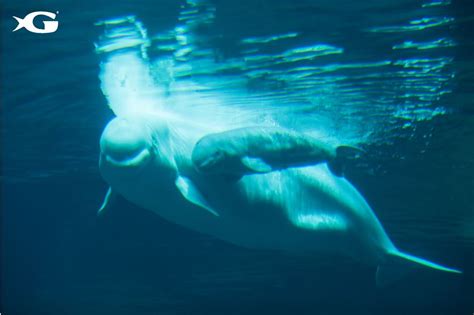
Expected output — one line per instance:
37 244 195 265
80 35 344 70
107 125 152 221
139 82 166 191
1 0 473 314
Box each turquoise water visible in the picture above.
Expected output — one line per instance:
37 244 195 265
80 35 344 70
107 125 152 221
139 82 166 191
1 0 473 314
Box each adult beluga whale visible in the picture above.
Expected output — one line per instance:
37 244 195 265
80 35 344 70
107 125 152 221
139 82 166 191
95 15 461 287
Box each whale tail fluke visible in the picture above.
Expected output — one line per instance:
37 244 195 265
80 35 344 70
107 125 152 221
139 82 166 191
376 250 462 287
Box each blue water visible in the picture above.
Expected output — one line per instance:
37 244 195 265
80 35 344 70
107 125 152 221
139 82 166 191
1 0 473 314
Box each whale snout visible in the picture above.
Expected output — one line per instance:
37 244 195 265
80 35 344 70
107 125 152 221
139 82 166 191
100 118 153 168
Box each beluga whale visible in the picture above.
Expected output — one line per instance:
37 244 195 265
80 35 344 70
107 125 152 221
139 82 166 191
94 14 461 287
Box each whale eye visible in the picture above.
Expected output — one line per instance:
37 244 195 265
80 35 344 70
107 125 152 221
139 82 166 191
100 117 152 168
193 148 226 172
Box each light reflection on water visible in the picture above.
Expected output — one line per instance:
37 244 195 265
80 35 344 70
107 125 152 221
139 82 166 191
94 0 457 159
2 0 465 181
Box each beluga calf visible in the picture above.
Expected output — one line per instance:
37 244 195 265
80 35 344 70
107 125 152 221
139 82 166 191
95 16 461 287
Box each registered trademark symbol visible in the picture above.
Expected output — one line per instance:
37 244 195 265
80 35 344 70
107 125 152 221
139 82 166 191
56 11 59 14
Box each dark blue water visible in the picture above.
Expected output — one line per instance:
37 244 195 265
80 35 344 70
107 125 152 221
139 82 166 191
1 0 473 314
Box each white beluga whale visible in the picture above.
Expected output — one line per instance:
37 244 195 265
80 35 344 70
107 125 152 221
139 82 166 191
191 126 359 177
95 15 461 287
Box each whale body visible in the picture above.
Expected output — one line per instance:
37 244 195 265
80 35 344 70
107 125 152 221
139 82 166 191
191 126 359 177
94 18 461 286
98 114 461 287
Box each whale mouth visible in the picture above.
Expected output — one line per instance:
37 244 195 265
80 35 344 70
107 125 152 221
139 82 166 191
100 117 153 169
104 148 151 168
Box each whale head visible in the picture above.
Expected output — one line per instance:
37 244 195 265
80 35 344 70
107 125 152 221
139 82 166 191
99 117 153 170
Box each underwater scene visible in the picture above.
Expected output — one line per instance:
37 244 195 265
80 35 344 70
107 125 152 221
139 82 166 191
1 0 473 314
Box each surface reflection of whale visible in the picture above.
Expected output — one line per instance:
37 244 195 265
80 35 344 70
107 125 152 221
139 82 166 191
95 18 461 287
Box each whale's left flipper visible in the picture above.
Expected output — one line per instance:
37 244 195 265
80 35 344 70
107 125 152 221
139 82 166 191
192 126 355 177
98 187 117 216
376 250 462 287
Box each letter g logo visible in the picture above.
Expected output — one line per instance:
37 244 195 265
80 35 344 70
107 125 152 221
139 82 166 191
13 11 59 34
